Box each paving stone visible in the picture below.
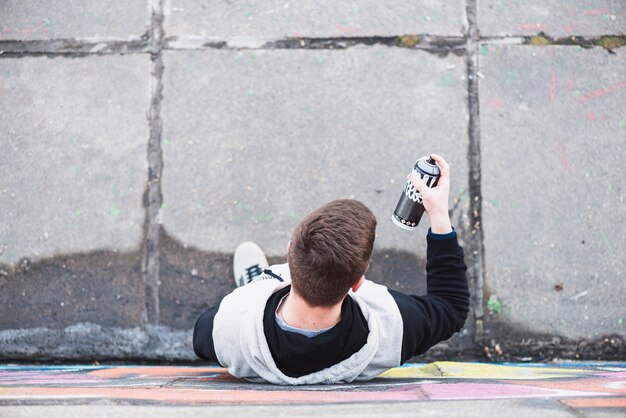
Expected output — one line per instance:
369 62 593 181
479 45 626 339
164 1 467 39
0 55 150 328
160 48 469 259
477 0 625 37
0 56 149 264
0 0 150 41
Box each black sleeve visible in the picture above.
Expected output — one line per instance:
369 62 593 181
192 302 222 365
389 234 470 363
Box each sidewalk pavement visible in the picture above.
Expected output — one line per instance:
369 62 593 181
0 362 624 417
2 0 625 363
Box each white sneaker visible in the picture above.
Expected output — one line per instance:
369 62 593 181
233 241 269 287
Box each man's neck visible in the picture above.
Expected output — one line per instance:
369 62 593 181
278 290 343 331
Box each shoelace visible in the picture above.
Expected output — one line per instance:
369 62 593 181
239 266 285 286
241 264 263 285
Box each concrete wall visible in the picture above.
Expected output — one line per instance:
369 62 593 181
0 1 624 361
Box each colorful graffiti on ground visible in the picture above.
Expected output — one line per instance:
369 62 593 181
0 362 624 409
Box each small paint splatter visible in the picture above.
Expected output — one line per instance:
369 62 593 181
335 23 359 33
436 73 456 88
163 138 170 145
487 97 504 111
479 45 488 56
487 295 502 315
247 88 255 96
111 204 120 217
607 181 614 194
519 23 549 31
578 81 626 102
503 71 516 87
583 9 609 15
549 72 557 103
600 230 612 252
619 120 625 128
255 214 274 223
619 318 624 325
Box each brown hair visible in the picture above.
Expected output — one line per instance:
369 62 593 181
287 199 377 306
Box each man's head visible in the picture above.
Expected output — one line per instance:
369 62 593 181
287 199 377 307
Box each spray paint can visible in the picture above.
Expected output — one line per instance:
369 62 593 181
391 156 441 231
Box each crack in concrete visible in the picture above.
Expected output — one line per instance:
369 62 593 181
1 34 623 57
0 35 467 55
143 0 165 325
0 39 149 57
524 34 626 53
245 35 466 54
464 0 486 345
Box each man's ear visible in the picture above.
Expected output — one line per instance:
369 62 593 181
287 240 291 252
351 275 365 293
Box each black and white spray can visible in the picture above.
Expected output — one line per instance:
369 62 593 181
391 156 440 231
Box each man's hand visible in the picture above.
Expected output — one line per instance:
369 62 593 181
408 153 452 234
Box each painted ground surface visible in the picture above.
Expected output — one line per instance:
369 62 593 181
0 362 625 411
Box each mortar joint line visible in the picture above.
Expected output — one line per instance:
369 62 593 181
144 0 165 325
2 34 626 55
464 0 486 345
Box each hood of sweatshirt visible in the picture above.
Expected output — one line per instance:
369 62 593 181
262 286 370 378
213 263 403 385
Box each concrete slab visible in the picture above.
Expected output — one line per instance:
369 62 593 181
477 0 626 37
159 47 469 330
0 55 150 328
0 0 150 41
479 45 626 340
160 47 469 260
164 1 467 39
0 56 149 264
